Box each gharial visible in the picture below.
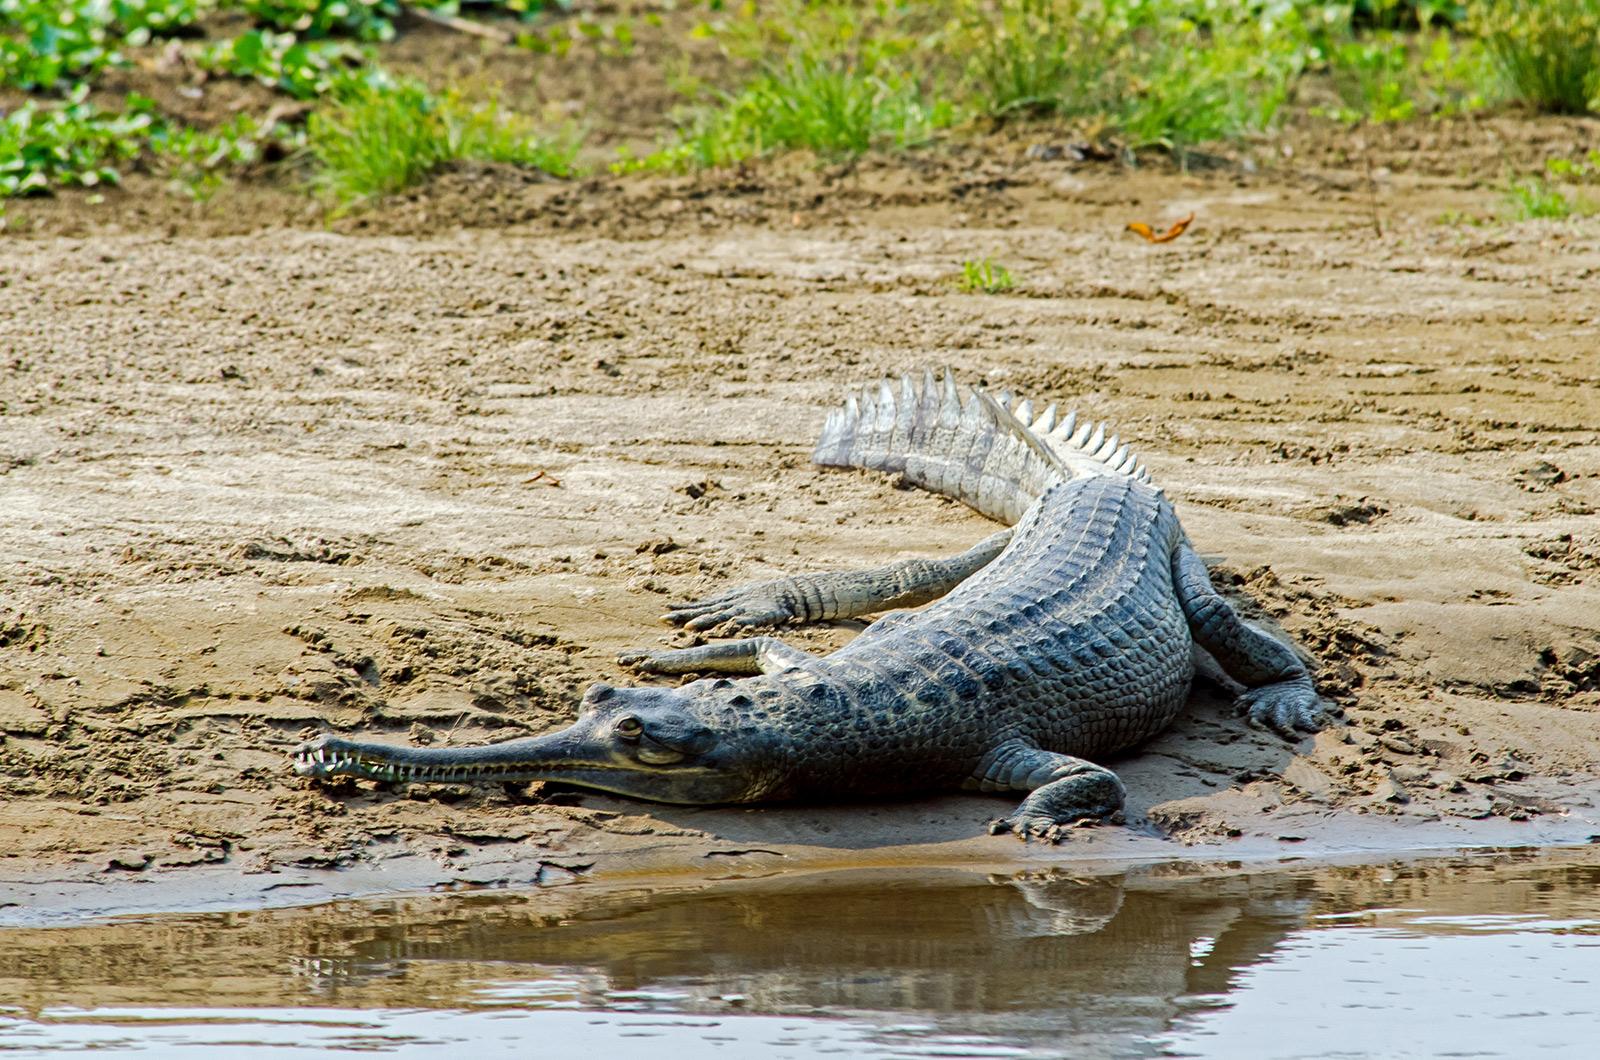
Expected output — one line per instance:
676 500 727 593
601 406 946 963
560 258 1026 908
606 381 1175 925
293 371 1325 839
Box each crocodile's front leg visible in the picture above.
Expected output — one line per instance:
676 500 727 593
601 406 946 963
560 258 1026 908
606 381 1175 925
663 530 1012 631
1171 542 1325 739
973 740 1126 843
619 636 816 676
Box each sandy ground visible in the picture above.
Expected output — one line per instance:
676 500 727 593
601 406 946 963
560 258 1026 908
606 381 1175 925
3 143 1599 921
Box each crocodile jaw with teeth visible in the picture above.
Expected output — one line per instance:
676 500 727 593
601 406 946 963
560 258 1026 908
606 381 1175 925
291 685 771 805
292 740 548 784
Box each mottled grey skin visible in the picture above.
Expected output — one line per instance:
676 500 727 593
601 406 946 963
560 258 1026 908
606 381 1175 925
294 376 1323 839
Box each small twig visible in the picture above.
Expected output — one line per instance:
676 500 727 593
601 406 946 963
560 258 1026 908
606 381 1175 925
1360 134 1383 239
404 5 514 45
259 100 313 128
524 469 563 488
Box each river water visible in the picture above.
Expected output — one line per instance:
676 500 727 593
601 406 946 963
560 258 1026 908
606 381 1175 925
3 847 1599 1058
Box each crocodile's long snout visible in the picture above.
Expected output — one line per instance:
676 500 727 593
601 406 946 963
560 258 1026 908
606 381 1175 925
293 728 594 786
292 685 766 805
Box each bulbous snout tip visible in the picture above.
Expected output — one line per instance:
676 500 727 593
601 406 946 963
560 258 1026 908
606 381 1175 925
292 734 353 778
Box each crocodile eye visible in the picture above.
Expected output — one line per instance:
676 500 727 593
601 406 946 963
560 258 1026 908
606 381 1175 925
615 716 643 740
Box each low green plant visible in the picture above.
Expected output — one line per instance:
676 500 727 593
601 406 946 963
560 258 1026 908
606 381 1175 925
1325 33 1419 122
196 29 373 99
956 0 1110 119
1123 33 1303 155
1320 28 1493 123
0 89 154 196
0 86 290 199
1415 28 1498 113
952 0 1314 158
0 0 591 207
307 79 582 206
519 11 650 58
148 112 281 200
240 0 401 42
1545 150 1600 182
1501 174 1594 219
688 0 929 69
1350 0 1468 27
0 0 213 89
957 257 1014 294
632 53 953 171
1472 0 1600 114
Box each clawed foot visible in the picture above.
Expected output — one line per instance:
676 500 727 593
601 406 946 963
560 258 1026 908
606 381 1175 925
617 648 673 674
663 581 798 631
617 639 767 677
988 812 1113 844
1239 676 1326 740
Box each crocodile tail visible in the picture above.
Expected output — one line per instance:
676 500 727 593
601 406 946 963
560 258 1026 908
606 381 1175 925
812 370 1153 524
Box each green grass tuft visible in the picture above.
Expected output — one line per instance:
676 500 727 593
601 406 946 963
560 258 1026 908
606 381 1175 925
307 79 582 207
953 0 1310 159
1473 0 1600 114
957 0 1100 119
1501 174 1594 219
632 54 953 171
957 257 1014 294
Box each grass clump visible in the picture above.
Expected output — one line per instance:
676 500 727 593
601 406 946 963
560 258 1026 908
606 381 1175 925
956 257 1014 294
653 57 952 169
952 0 1313 159
307 78 582 206
956 0 1090 119
1503 176 1574 218
1473 0 1600 113
1501 166 1597 219
630 1 951 171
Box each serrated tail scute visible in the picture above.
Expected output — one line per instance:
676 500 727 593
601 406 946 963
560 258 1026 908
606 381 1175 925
812 371 1150 524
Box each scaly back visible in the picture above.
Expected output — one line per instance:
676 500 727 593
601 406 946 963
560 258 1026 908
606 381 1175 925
812 369 1152 524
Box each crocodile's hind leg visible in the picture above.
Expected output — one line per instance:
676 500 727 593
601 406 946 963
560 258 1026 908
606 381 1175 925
974 740 1126 843
619 636 815 676
663 530 1012 631
1171 542 1325 739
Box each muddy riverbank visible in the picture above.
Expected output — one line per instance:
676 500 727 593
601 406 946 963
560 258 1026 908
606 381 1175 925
3 147 1598 918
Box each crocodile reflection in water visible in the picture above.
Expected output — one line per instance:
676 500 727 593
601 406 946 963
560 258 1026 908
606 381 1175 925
5 857 1600 1055
283 867 1315 1040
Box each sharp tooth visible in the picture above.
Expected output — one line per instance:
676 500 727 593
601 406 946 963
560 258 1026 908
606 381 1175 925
314 748 326 764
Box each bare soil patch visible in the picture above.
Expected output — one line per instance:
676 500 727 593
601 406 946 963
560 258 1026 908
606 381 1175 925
2 137 1598 916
